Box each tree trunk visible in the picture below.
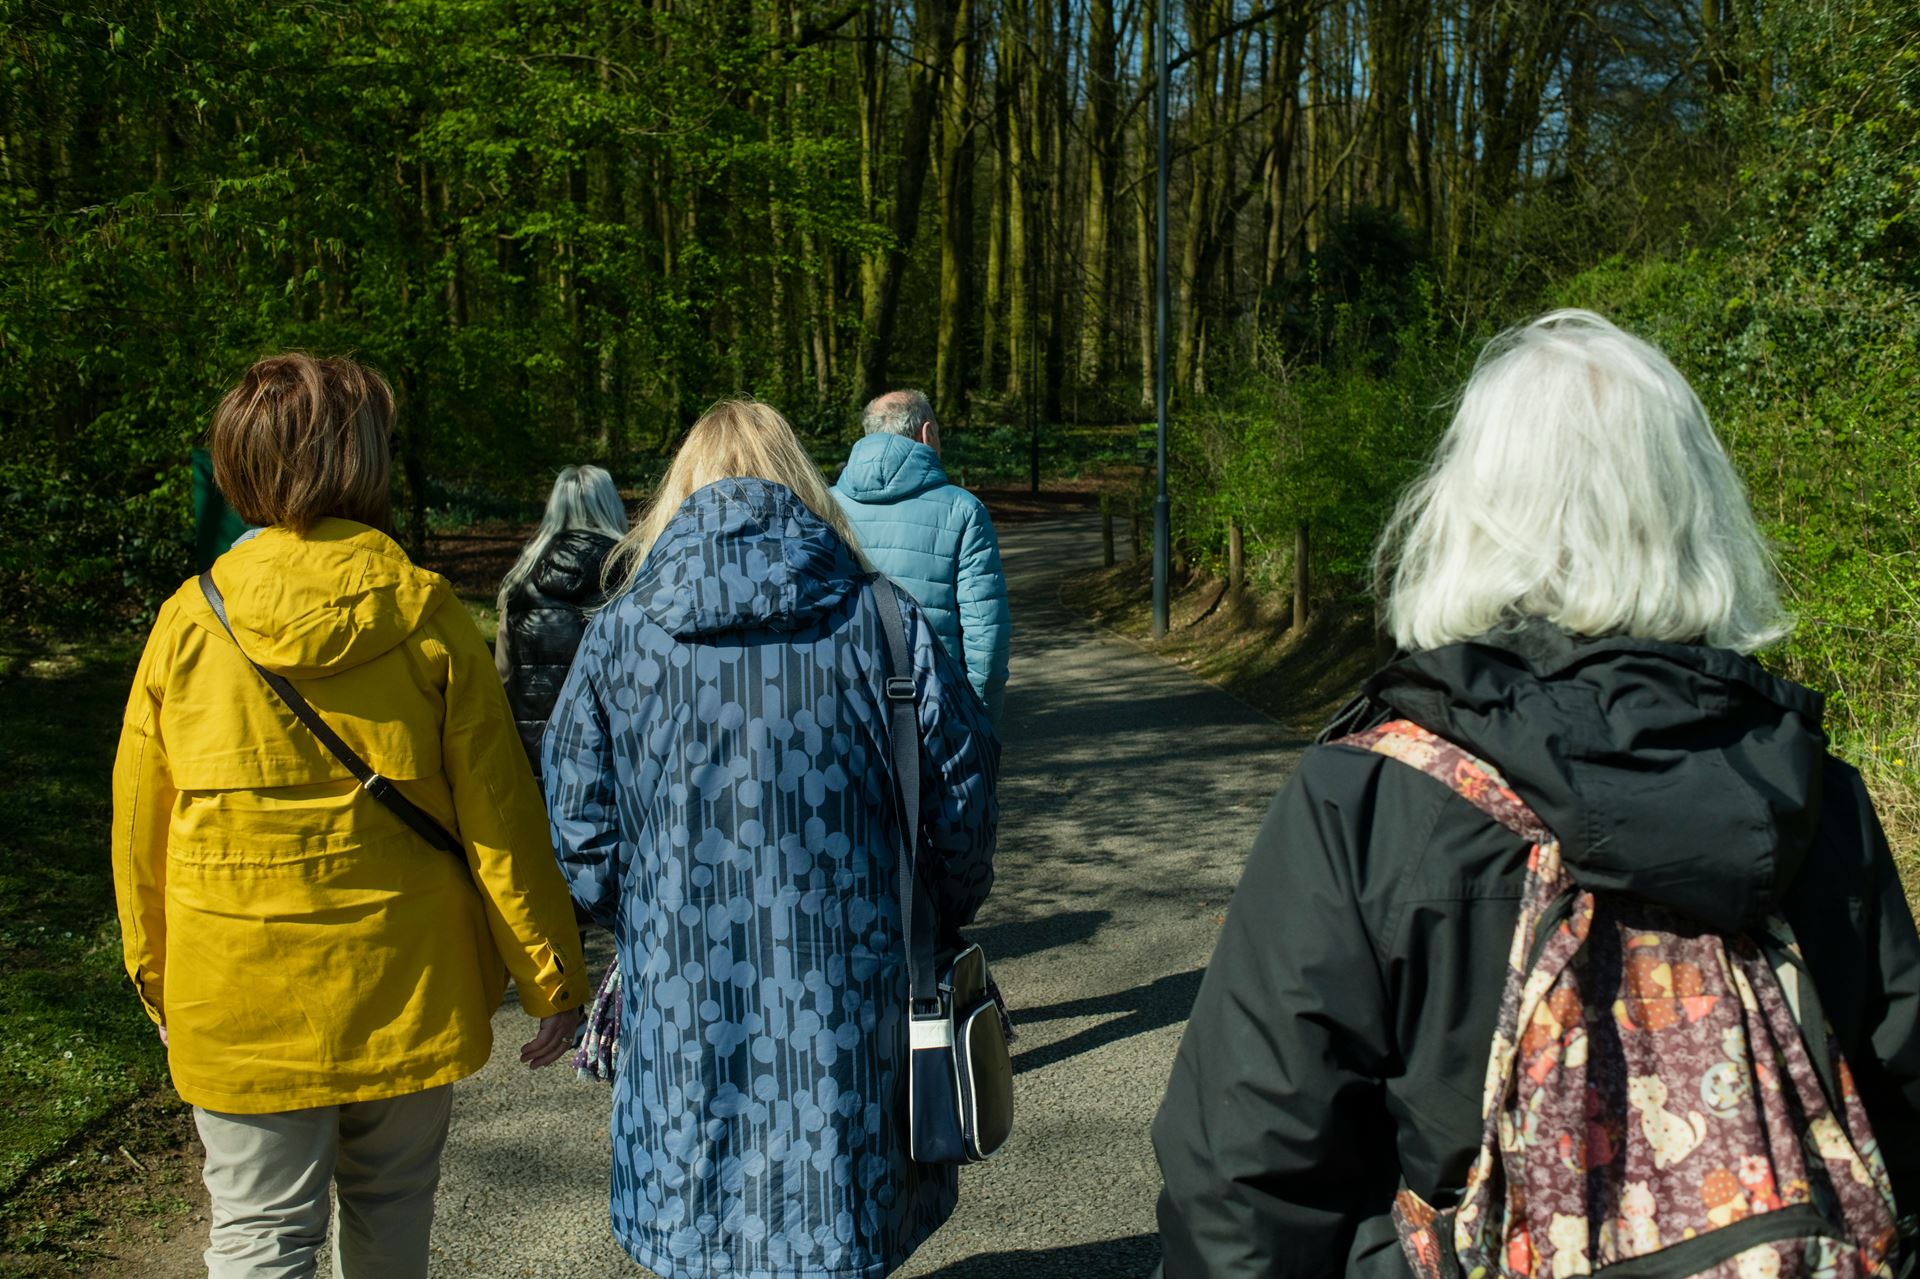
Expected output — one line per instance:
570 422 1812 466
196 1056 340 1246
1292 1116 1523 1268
1006 16 1031 403
856 0 958 403
1174 0 1216 393
983 56 1010 395
935 0 980 422
1077 0 1119 387
1132 0 1159 411
1042 0 1069 422
1259 6 1309 305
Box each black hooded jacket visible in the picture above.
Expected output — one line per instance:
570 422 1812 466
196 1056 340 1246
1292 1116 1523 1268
498 528 616 771
1154 623 1920 1277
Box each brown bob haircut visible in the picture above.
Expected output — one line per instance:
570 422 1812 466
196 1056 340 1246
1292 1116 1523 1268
209 353 396 534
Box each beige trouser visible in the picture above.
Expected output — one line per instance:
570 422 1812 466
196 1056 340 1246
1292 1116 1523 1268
193 1085 453 1279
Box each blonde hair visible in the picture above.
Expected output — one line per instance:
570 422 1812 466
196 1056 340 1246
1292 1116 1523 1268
606 399 866 596
209 353 395 534
1376 310 1790 654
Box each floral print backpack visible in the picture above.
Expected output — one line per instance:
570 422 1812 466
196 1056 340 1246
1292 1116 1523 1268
1341 721 1903 1279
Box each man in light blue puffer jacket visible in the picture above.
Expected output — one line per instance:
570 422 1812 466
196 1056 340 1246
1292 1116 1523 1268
833 390 1011 723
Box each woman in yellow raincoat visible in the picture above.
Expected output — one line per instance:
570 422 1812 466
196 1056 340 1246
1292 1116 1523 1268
111 353 587 1279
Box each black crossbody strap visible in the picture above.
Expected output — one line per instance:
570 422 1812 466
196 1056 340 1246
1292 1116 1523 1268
197 571 466 860
869 575 943 1013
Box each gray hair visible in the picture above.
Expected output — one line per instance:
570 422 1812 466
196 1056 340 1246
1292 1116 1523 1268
862 389 936 438
497 465 629 607
1375 310 1790 654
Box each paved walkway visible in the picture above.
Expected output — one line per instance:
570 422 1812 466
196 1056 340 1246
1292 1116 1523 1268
344 516 1307 1277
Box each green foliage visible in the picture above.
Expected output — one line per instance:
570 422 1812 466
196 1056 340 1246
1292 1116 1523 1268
0 0 887 632
941 422 1139 486
0 642 170 1200
1267 207 1436 367
1554 0 1920 763
1173 278 1467 598
1558 250 1920 755
1170 3 1919 782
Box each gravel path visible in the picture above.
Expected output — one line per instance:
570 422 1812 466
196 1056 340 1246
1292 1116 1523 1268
314 515 1307 1278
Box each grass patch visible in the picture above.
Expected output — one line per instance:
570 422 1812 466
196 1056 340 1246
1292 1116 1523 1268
0 636 189 1267
0 1092 201 1278
1857 758 1920 904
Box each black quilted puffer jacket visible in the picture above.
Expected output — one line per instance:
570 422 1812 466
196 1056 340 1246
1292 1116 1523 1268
498 528 617 772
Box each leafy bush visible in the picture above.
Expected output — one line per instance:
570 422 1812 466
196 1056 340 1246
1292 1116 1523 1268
1557 0 1919 770
1170 281 1468 600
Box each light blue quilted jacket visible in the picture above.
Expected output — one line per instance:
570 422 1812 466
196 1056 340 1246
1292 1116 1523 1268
832 435 1010 725
543 478 1000 1279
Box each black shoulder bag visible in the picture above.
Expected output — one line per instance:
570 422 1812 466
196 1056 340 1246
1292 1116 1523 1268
197 571 466 861
869 574 1013 1164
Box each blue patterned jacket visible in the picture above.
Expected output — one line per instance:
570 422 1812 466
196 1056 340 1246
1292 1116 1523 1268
543 477 1000 1279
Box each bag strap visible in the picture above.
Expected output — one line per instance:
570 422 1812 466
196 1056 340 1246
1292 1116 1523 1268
1336 719 1550 844
1338 717 1575 976
1338 717 1578 1269
869 574 944 1015
197 570 466 861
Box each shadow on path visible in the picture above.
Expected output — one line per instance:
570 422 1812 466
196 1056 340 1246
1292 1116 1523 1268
1013 969 1205 1074
965 909 1110 964
915 1233 1160 1279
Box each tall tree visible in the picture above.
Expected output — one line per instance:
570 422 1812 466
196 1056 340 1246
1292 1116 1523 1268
855 0 958 402
935 0 984 421
1077 0 1124 387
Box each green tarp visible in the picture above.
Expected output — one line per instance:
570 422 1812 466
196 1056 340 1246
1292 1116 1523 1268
191 447 250 571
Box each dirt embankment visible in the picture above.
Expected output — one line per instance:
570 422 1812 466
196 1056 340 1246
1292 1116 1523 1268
1058 551 1384 737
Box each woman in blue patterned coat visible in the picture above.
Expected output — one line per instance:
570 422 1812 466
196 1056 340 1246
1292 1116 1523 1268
543 400 1001 1279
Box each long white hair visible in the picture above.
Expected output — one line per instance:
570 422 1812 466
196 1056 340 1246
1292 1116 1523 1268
497 465 629 608
1376 310 1790 654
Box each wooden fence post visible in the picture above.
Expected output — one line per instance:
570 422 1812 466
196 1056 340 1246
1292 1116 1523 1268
1227 519 1244 596
1101 495 1116 567
1293 521 1309 631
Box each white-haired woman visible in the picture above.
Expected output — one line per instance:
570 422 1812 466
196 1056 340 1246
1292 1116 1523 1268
496 464 628 774
1153 311 1920 1277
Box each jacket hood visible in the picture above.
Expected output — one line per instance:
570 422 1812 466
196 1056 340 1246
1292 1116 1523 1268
634 478 865 638
193 519 451 679
532 529 617 602
1362 622 1827 932
835 433 949 502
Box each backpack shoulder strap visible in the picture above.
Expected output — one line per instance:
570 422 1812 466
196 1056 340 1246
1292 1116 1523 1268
1340 719 1580 1272
1336 719 1551 846
868 574 942 1017
197 570 466 861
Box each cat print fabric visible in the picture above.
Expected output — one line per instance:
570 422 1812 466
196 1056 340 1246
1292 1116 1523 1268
1344 720 1901 1279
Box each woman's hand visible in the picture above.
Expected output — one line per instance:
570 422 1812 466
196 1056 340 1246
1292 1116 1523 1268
520 1009 581 1070
157 1024 168 1048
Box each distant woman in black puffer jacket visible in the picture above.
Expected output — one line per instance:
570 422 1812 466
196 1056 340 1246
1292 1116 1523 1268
495 465 628 774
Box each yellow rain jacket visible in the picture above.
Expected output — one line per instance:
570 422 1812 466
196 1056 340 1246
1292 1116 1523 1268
111 519 587 1113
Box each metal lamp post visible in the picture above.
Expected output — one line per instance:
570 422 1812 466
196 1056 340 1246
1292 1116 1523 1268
1028 209 1041 496
1151 0 1171 639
